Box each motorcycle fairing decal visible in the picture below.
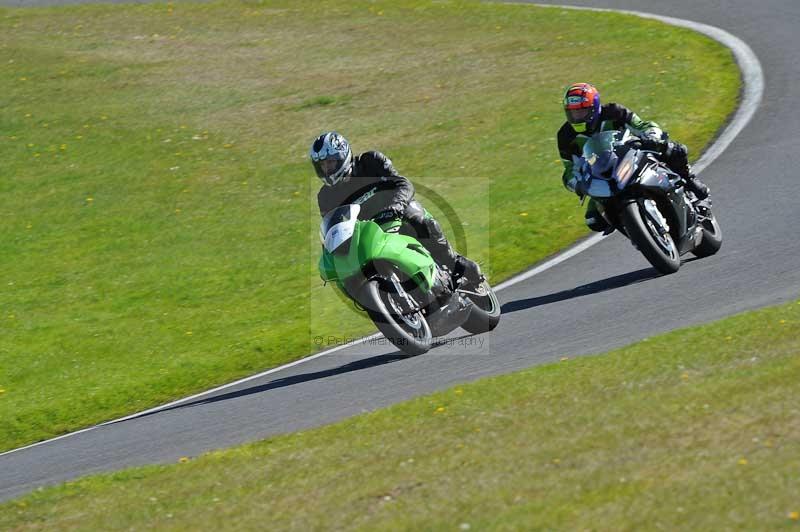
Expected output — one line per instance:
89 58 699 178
352 186 377 205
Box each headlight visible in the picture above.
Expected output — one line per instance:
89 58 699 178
615 150 636 187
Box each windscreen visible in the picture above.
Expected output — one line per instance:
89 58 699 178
581 131 619 179
320 204 360 253
321 205 356 236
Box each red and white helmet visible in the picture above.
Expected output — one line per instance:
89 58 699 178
563 83 601 133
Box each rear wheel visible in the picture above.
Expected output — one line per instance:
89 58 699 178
360 279 432 356
622 199 681 275
691 208 723 258
460 279 501 334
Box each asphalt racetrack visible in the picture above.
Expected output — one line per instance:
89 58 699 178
1 0 798 502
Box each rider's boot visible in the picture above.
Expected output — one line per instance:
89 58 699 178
684 172 710 200
585 199 614 234
404 201 484 286
663 141 710 200
453 255 484 287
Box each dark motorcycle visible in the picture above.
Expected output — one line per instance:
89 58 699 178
573 130 722 274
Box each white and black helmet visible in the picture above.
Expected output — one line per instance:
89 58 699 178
310 131 353 186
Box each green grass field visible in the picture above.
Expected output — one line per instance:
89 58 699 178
3 300 798 530
0 0 740 451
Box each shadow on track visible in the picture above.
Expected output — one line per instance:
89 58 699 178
107 335 474 425
107 353 409 424
501 267 661 314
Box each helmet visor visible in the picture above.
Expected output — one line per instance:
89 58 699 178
313 154 345 180
566 107 593 124
319 157 342 177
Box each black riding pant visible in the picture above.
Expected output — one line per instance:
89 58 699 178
639 138 692 179
399 200 458 268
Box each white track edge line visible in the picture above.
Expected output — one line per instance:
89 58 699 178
528 3 765 177
494 232 607 290
0 4 764 459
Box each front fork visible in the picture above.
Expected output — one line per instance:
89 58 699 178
387 272 419 315
342 270 420 316
641 198 670 236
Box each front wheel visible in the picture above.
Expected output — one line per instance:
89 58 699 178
360 279 432 356
460 279 501 334
622 199 681 275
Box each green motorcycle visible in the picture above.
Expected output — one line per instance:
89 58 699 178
319 204 500 356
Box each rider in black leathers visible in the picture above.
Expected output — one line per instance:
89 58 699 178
311 131 482 285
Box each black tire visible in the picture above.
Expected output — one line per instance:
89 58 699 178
460 279 501 334
360 279 432 356
622 199 681 275
691 210 723 258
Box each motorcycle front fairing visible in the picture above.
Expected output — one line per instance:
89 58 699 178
571 155 615 199
628 158 694 244
319 205 437 297
319 204 360 288
354 221 437 293
631 157 673 192
575 131 631 199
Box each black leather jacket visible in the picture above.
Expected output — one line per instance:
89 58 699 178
317 151 414 219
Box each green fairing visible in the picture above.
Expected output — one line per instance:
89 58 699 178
319 220 437 293
318 251 339 286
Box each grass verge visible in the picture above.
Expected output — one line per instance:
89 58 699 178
2 300 799 529
0 0 740 451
